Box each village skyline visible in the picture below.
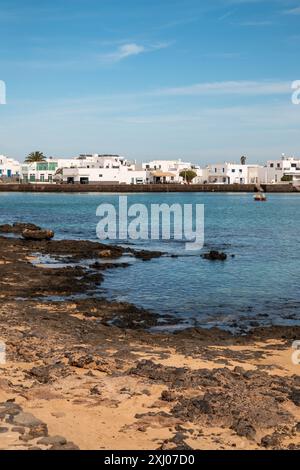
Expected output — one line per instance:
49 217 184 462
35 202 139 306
1 152 300 186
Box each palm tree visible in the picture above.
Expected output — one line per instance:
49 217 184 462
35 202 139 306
25 151 46 163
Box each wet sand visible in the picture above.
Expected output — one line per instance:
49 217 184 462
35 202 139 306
0 229 300 450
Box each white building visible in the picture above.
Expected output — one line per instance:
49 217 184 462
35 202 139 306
191 165 209 184
0 155 21 179
265 155 300 184
142 159 193 183
60 154 147 185
206 162 264 185
20 159 59 183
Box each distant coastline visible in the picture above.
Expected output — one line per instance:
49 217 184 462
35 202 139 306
0 183 299 193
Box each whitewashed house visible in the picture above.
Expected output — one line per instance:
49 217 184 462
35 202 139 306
20 159 59 183
190 165 209 184
142 159 193 183
265 156 300 184
206 162 264 185
0 155 21 179
60 154 147 184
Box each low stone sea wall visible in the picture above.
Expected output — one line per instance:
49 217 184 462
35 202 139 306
0 183 298 193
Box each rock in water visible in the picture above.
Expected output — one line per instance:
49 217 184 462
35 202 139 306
13 222 41 233
0 222 41 233
202 250 227 261
0 224 14 233
22 229 54 241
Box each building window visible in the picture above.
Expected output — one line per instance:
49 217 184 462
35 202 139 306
270 163 274 168
232 169 236 173
37 163 48 171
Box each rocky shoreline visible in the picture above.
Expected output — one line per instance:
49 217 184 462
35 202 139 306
0 227 300 450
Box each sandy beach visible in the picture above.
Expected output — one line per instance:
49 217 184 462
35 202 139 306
0 227 300 451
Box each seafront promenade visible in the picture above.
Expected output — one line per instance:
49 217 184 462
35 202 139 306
0 183 299 193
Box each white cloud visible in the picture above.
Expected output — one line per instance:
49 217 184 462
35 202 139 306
152 80 291 96
99 42 170 63
102 43 145 62
284 6 300 15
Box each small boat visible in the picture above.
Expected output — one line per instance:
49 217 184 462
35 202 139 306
254 192 267 202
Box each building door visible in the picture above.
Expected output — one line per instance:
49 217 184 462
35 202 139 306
7 170 12 177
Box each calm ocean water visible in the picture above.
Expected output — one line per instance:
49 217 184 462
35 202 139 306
1 191 300 331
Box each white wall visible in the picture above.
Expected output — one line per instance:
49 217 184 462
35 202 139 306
0 155 21 177
62 166 148 184
207 163 265 184
267 157 300 183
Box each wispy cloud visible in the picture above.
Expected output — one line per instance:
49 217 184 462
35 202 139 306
100 43 145 62
99 42 171 63
283 6 300 15
4 41 173 70
218 10 236 21
152 80 291 97
238 20 274 26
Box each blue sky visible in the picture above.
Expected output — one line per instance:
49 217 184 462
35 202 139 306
0 0 300 163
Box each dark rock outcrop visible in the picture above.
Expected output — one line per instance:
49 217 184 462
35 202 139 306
202 250 227 261
0 222 41 233
22 229 54 241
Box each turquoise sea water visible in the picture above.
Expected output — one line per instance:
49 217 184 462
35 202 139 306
1 192 299 331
